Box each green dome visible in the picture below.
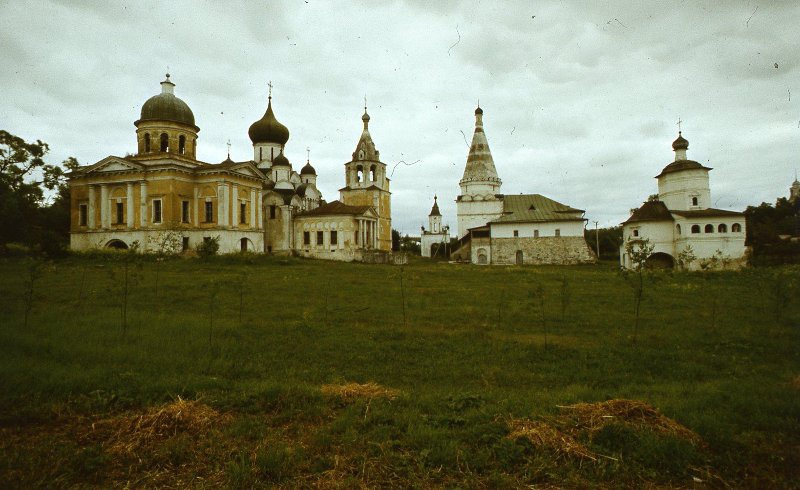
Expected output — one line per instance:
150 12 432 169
137 75 196 127
249 97 289 145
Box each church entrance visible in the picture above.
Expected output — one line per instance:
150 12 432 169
476 248 488 264
515 250 523 265
105 239 128 250
241 237 248 252
645 252 674 269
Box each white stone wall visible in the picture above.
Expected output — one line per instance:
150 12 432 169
491 221 584 238
421 231 449 257
456 198 503 238
70 229 264 254
658 169 711 211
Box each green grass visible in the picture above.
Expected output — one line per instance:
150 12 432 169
0 255 798 487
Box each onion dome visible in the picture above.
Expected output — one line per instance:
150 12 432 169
272 151 291 167
672 132 689 151
300 161 316 175
137 74 196 128
248 95 289 145
475 105 483 115
352 107 380 161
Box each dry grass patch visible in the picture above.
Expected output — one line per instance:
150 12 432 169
506 418 598 461
320 382 401 403
556 399 703 446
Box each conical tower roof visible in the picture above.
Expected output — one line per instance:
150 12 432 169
429 195 441 216
460 105 501 186
352 107 380 162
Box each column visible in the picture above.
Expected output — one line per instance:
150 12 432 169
232 185 239 226
100 184 109 228
193 187 199 225
140 181 148 227
217 183 226 226
372 221 377 249
126 182 134 229
257 191 263 228
87 185 96 229
250 189 256 228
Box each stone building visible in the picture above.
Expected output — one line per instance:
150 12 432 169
620 132 746 270
452 106 595 265
68 75 391 260
420 195 450 257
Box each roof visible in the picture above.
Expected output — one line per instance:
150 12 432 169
351 109 380 162
429 196 441 216
490 194 585 224
248 96 290 145
295 200 373 217
136 75 196 129
623 200 674 224
672 132 689 151
460 107 501 185
670 208 744 218
656 159 712 178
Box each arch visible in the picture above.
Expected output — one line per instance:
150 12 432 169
144 133 151 153
105 239 128 250
476 248 488 265
676 224 681 234
704 224 714 233
160 133 169 152
692 197 698 206
732 223 742 233
718 223 727 233
515 250 523 265
356 165 364 183
645 252 674 269
178 135 186 154
369 164 376 181
240 237 254 252
691 225 700 234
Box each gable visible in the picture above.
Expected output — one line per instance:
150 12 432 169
82 156 143 174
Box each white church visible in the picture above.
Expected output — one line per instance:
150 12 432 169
620 131 747 270
451 106 596 265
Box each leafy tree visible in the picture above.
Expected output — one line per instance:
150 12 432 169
391 228 401 251
584 225 623 260
744 197 800 264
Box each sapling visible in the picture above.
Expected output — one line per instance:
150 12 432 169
399 265 407 328
622 238 655 344
22 258 43 329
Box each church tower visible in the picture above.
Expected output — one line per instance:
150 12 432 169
656 132 712 211
340 105 392 252
248 83 290 171
456 105 504 238
429 195 442 233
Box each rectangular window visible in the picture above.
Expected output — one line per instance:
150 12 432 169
116 202 124 224
317 231 324 246
204 201 213 222
182 201 190 223
152 199 162 223
555 229 561 237
270 205 276 219
513 230 519 237
79 204 88 226
534 230 539 238
330 230 338 247
303 231 310 246
182 236 189 251
240 202 247 224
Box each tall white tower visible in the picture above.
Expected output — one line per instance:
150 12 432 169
456 106 504 238
656 132 712 211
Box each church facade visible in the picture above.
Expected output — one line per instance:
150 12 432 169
620 132 746 270
452 106 595 265
68 75 391 260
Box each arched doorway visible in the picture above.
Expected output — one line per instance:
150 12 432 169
476 248 488 265
646 252 674 269
515 250 523 265
105 239 128 250
240 237 255 252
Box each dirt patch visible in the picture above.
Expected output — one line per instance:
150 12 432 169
320 382 401 403
556 399 703 446
790 375 800 390
506 418 598 461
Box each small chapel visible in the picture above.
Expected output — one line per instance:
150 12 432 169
620 131 746 270
68 75 391 261
450 106 595 265
420 196 450 258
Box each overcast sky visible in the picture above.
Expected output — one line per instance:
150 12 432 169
1 0 797 234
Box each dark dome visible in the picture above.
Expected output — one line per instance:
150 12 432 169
475 106 483 115
672 132 689 151
300 162 316 175
248 98 289 145
272 152 291 167
362 111 370 123
138 77 196 128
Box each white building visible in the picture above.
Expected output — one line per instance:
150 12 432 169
420 195 450 257
620 132 747 270
452 106 595 265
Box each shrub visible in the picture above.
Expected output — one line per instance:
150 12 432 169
196 236 220 258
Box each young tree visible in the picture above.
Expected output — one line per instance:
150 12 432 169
622 237 655 344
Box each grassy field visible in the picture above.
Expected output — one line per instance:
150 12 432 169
0 254 798 488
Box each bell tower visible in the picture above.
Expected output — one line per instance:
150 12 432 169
340 103 392 252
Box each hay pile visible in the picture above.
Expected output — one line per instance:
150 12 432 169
506 418 597 461
89 397 226 453
320 382 401 402
557 399 703 446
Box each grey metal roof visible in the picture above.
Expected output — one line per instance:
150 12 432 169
490 194 585 224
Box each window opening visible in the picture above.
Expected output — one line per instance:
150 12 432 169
144 133 151 153
116 202 124 224
240 202 247 224
705 224 714 233
178 135 186 154
79 204 88 226
204 201 213 222
160 133 169 152
303 231 310 246
153 199 162 223
691 225 700 234
182 201 189 223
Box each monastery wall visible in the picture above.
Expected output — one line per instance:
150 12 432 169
490 236 596 265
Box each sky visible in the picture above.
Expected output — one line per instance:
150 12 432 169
1 0 798 234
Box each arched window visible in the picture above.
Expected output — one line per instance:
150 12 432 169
160 133 169 152
356 165 363 182
676 224 681 234
691 225 700 234
732 223 742 233
259 148 263 161
692 197 698 206
632 229 639 237
370 165 376 181
144 133 151 153
178 135 186 154
705 224 714 233
718 224 727 233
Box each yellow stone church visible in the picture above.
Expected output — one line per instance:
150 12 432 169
68 75 391 260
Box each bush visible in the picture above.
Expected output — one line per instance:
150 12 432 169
196 236 220 258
